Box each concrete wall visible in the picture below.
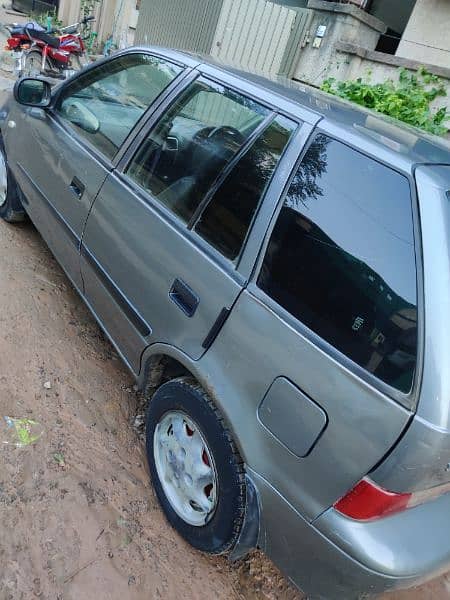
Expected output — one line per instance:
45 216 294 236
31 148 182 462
293 0 385 86
289 0 450 132
396 0 450 69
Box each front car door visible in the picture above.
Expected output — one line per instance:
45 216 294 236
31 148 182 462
80 71 298 373
6 52 184 289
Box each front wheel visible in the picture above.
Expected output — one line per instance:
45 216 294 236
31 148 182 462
146 377 246 554
0 143 26 223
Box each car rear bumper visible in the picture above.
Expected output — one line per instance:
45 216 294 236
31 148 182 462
249 468 450 599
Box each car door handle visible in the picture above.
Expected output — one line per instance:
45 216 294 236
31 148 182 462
69 177 85 199
169 278 199 318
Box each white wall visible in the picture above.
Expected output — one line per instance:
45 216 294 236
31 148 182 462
396 0 450 69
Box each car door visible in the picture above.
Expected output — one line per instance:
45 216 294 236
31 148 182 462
217 130 417 522
80 74 298 373
8 52 184 289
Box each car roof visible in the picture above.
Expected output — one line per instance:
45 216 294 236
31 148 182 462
136 46 450 169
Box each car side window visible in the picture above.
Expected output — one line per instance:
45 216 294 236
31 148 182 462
126 78 269 225
258 134 418 393
193 115 297 261
55 54 183 159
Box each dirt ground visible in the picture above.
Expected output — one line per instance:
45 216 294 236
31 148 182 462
0 20 449 600
0 219 305 600
1 198 450 600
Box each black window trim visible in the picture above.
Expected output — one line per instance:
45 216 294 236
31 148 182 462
233 114 300 268
186 112 276 232
48 50 190 170
249 126 425 410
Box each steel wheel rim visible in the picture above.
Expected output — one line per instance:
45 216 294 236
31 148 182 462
0 151 7 207
154 410 218 527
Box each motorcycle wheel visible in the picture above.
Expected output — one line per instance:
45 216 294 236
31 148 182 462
23 51 44 77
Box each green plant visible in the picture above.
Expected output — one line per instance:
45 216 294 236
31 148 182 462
28 9 63 30
80 0 101 20
321 67 450 136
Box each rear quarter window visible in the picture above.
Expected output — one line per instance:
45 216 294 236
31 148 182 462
258 134 418 394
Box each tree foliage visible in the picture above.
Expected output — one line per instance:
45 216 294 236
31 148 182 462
321 68 449 136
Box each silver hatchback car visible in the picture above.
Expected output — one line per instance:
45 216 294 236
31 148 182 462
2 47 450 599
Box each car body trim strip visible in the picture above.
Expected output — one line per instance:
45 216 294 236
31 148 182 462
81 244 152 338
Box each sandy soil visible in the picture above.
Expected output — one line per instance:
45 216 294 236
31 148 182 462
0 218 306 600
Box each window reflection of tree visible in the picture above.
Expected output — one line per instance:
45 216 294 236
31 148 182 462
285 134 330 210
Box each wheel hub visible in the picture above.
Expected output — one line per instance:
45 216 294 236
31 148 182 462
154 411 218 526
0 151 7 207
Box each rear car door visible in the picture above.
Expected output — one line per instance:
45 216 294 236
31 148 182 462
207 130 418 524
7 53 184 288
80 75 297 373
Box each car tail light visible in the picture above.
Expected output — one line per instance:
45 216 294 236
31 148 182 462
334 477 450 521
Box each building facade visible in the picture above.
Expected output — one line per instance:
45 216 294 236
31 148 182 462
57 0 139 47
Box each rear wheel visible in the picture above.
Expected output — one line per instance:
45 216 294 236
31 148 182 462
146 377 246 554
23 51 43 77
0 143 26 223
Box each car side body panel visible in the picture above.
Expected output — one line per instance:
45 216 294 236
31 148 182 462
193 287 411 522
4 104 110 290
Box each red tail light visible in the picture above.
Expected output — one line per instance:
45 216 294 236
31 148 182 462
334 478 411 520
335 477 450 521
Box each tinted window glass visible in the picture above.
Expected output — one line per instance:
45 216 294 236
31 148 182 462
56 54 182 159
194 116 296 260
127 79 269 224
258 134 417 393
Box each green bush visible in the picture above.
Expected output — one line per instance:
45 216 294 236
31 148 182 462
321 67 449 136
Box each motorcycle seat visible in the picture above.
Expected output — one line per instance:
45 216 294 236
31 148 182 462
10 25 26 35
25 28 60 48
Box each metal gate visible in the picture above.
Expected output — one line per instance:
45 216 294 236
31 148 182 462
212 0 286 74
135 0 223 54
135 0 312 77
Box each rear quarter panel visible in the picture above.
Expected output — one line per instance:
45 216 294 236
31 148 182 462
198 286 412 521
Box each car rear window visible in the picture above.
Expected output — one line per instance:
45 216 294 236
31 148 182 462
258 134 418 393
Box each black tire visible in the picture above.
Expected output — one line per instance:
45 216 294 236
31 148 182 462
23 51 44 77
145 377 246 554
0 140 26 223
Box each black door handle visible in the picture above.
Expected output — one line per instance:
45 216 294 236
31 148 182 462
169 278 199 317
69 177 85 199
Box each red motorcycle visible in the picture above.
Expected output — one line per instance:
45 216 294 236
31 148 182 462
6 16 95 79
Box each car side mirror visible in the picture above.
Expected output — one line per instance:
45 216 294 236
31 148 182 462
60 99 100 134
14 78 52 108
